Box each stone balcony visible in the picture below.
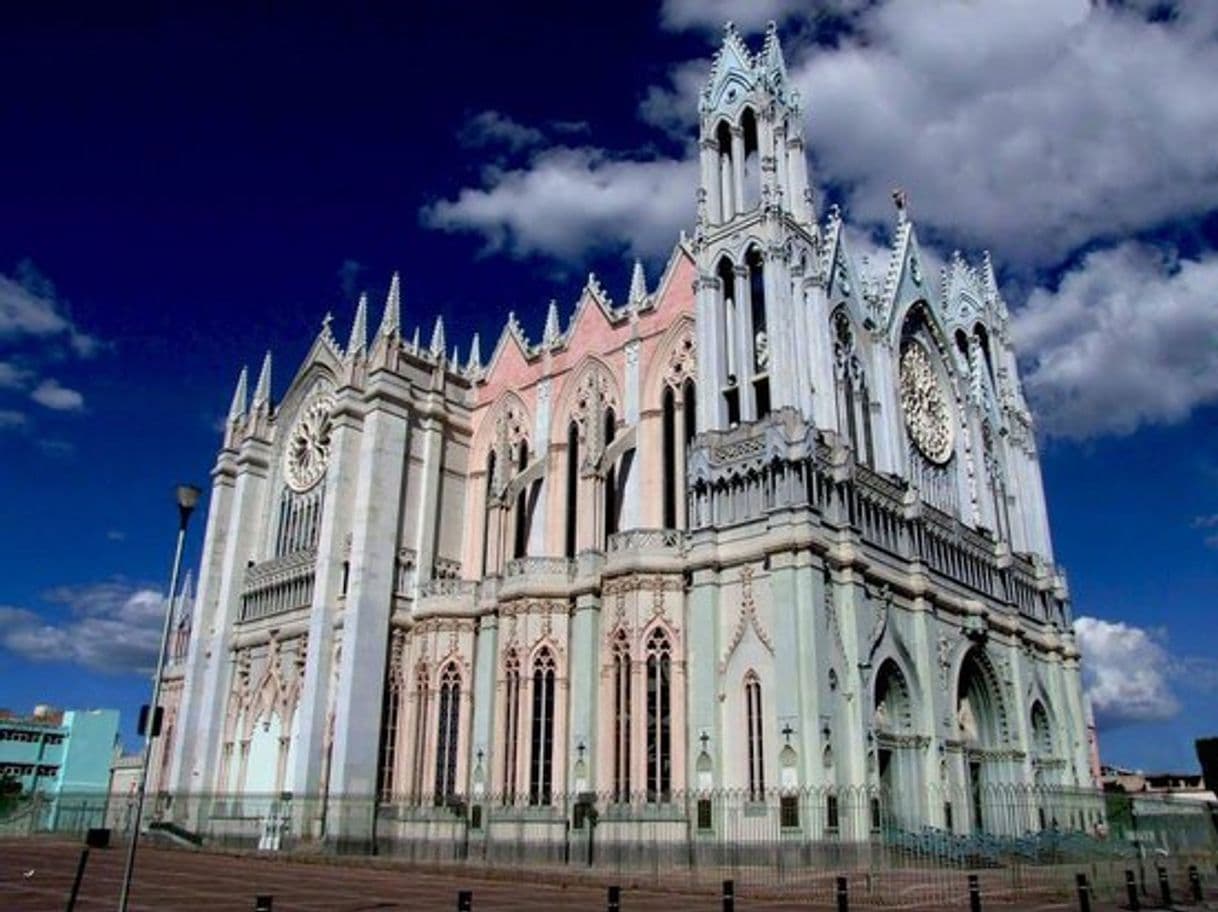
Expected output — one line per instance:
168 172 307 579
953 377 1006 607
239 548 316 623
604 528 687 576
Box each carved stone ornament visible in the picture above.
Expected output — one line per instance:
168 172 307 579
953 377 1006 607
284 391 335 492
900 342 954 465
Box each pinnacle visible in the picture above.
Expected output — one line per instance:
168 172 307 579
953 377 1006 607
629 259 647 305
429 314 446 357
543 299 561 347
466 332 482 374
252 350 272 407
347 292 368 357
227 365 249 421
378 272 401 338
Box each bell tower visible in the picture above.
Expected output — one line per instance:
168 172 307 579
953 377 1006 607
694 22 818 432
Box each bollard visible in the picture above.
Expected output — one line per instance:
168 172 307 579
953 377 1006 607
1157 866 1171 908
65 848 90 912
836 875 849 912
1076 872 1091 912
457 889 472 911
722 878 734 912
1124 869 1140 910
968 873 981 912
607 884 621 912
253 897 273 912
1188 864 1202 903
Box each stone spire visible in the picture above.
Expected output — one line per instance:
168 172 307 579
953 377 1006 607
378 272 401 338
227 365 249 422
466 332 482 375
628 259 647 305
252 350 272 408
347 292 368 358
429 315 446 358
411 326 421 352
176 570 195 625
542 299 561 347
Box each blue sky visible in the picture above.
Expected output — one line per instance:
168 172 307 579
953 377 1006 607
1 0 1215 772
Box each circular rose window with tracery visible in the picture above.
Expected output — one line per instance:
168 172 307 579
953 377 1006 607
283 392 335 492
899 342 954 465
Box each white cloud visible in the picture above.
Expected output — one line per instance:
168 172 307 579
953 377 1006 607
0 266 98 357
1012 243 1218 439
458 110 545 153
793 0 1218 267
1074 615 1179 729
30 377 84 411
0 409 26 429
0 360 30 389
0 581 166 676
422 148 699 263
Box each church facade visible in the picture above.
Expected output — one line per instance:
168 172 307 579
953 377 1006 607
156 25 1095 849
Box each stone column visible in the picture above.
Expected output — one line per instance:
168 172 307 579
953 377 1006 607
730 127 746 215
328 378 410 820
734 266 755 421
694 274 726 432
411 403 446 585
686 563 719 789
291 399 362 802
568 591 600 793
470 613 497 801
620 341 642 529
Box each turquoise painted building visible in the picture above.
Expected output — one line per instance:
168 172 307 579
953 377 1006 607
0 707 119 796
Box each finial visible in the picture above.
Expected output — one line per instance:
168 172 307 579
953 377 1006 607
347 292 368 358
892 188 908 224
378 272 401 338
411 325 421 351
543 299 561 347
227 365 249 422
252 350 272 406
321 311 333 333
429 315 446 358
629 259 647 305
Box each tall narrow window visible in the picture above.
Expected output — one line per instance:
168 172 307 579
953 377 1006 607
646 628 672 803
683 379 697 444
718 257 738 386
377 679 401 801
513 443 529 559
529 648 556 805
612 630 632 802
603 409 618 542
745 672 765 801
434 662 461 803
741 107 760 211
565 422 579 558
662 387 677 529
502 651 521 804
481 450 496 575
410 665 430 802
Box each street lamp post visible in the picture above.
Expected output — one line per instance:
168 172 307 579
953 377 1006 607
117 483 201 912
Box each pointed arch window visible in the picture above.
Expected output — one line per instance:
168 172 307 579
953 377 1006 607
745 672 765 801
434 662 461 803
377 676 401 802
646 628 672 803
612 629 632 802
481 449 496 575
502 650 521 804
410 664 430 802
603 408 618 542
832 310 874 466
529 648 556 805
740 107 760 211
565 422 579 558
747 247 770 419
662 387 677 529
715 120 734 222
513 442 530 559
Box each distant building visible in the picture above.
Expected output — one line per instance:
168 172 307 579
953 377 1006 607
0 706 120 832
0 705 119 796
106 750 142 832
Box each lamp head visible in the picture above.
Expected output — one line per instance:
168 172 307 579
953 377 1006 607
176 484 202 529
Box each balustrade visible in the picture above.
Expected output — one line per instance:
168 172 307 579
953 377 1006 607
239 549 316 622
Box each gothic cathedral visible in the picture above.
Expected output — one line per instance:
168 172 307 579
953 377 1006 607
155 24 1095 850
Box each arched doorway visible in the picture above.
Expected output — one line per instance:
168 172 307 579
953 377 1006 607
956 647 1010 833
873 658 919 830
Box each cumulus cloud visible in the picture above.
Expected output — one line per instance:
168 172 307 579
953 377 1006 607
1074 615 1179 729
1012 243 1218 438
30 377 84 411
422 148 698 262
0 360 30 389
0 580 166 675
